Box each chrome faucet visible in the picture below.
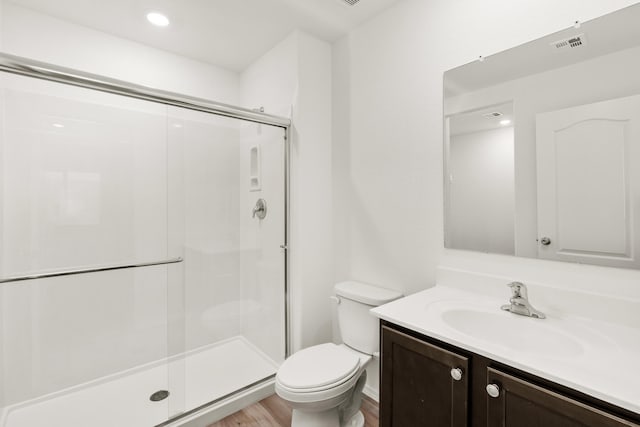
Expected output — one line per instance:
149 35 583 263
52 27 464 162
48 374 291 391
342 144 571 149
500 282 546 319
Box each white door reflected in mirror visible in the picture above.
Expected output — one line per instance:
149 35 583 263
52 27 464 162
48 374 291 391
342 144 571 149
536 94 640 269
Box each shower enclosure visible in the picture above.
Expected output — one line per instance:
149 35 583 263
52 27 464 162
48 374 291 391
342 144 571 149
0 54 289 426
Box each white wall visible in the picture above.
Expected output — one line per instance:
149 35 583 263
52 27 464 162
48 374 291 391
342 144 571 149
335 0 640 398
0 2 239 104
448 127 514 255
240 34 298 118
292 33 333 350
335 0 640 295
331 37 352 342
241 31 333 353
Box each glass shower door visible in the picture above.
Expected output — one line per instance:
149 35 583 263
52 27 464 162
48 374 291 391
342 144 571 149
167 106 286 418
0 67 288 427
0 72 172 426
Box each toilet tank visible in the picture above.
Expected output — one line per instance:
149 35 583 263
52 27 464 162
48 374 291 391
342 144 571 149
335 281 403 354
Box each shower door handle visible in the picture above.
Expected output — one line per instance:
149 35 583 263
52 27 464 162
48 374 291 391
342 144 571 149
252 199 267 219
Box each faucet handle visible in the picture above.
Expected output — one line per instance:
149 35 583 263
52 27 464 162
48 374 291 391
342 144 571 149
506 281 527 298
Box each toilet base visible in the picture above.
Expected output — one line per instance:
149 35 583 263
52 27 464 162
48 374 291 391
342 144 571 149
343 410 365 427
291 407 339 427
290 409 364 427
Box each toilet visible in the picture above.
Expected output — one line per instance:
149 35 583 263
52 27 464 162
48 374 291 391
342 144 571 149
275 281 402 427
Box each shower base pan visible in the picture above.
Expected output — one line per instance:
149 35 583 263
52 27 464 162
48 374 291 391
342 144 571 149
0 336 278 427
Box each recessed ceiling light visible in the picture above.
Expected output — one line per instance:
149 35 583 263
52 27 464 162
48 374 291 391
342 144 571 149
147 12 170 27
500 119 512 126
52 123 64 128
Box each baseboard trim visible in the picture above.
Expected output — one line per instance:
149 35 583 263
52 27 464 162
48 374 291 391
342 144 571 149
363 385 379 402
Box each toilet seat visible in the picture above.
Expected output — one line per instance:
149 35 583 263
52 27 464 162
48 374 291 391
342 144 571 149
277 343 360 391
275 343 364 403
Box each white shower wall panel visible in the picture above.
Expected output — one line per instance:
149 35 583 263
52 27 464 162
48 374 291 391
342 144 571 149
0 73 168 277
238 121 285 364
168 107 243 352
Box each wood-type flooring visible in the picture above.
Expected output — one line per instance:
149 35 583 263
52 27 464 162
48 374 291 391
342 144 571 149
208 394 379 427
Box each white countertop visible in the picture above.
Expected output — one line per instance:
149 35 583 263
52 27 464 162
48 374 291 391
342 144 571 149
371 285 640 414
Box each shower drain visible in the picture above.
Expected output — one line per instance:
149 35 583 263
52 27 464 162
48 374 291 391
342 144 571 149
150 390 170 402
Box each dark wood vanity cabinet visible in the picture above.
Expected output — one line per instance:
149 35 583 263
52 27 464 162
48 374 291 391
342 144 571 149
381 325 469 427
486 368 638 427
380 322 640 427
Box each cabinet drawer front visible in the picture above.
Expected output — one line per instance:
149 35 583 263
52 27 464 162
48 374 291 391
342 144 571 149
381 326 469 427
486 368 639 427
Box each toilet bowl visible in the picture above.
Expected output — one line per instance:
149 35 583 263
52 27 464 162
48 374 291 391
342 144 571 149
275 281 402 427
276 343 371 427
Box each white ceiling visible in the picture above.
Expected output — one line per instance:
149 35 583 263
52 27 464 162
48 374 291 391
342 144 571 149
449 102 514 136
7 0 403 71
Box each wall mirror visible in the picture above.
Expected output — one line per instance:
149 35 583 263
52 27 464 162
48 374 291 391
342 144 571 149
443 3 640 269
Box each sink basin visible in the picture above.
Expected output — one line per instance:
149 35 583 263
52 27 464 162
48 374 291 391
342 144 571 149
441 308 584 357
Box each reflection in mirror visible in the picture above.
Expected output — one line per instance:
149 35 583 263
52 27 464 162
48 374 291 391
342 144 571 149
443 3 640 269
445 102 515 255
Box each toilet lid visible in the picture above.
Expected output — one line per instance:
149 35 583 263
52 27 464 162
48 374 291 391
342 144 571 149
277 343 360 390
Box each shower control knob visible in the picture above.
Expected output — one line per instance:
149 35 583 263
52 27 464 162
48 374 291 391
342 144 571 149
539 237 551 246
450 368 463 381
252 198 267 220
486 384 500 398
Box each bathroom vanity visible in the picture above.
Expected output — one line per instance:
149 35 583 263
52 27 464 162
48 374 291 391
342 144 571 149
372 279 640 427
377 4 640 425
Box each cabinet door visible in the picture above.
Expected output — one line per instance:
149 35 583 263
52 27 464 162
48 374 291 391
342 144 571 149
486 368 639 427
381 326 469 427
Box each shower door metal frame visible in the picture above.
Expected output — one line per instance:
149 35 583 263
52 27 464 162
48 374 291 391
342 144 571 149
0 53 290 127
0 51 292 425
